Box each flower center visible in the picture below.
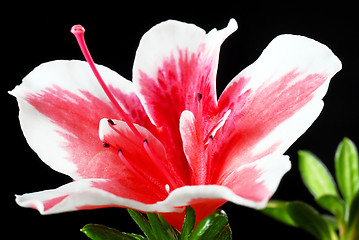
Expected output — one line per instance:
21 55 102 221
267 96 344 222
71 25 179 192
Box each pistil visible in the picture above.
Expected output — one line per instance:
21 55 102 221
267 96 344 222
71 25 179 191
70 25 142 141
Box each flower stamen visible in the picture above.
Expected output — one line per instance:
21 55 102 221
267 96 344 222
205 109 231 143
71 25 182 192
206 135 214 184
107 119 116 126
196 92 204 138
197 93 203 102
143 139 178 189
195 92 207 184
118 148 167 198
70 25 142 141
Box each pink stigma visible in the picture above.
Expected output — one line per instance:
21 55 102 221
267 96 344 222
70 25 85 35
70 24 143 141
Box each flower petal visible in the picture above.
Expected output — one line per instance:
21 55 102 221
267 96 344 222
132 20 237 184
213 34 341 181
133 19 237 123
220 154 291 202
161 199 226 230
15 179 166 215
157 185 267 230
16 154 289 227
179 110 203 184
10 60 151 179
98 118 184 189
179 109 232 185
14 179 228 221
160 154 290 229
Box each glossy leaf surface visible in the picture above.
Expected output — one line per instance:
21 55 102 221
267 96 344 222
180 206 196 240
190 209 229 240
81 224 146 240
298 150 338 198
288 201 338 240
260 200 296 227
335 138 359 205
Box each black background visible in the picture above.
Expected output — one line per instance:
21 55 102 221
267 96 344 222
3 2 359 239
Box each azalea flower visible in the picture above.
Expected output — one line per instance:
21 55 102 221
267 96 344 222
11 19 341 229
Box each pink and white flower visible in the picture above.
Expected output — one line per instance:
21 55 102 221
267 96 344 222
11 19 341 229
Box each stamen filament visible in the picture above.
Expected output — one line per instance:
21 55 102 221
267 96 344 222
196 92 204 140
70 25 142 141
206 135 214 184
118 149 167 198
196 92 206 184
143 139 178 189
106 120 179 191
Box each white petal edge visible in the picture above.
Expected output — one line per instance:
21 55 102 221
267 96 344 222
221 154 291 201
246 35 341 156
10 60 134 98
251 94 325 157
133 19 237 83
221 34 341 161
226 34 342 96
9 60 134 179
15 182 266 215
16 170 285 216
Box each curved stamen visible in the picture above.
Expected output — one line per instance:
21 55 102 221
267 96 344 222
196 92 203 124
143 139 179 189
105 119 180 190
206 135 214 184
196 92 206 184
205 109 231 144
118 148 167 198
71 25 142 141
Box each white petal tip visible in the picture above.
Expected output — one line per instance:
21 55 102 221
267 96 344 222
228 18 238 31
8 86 20 97
8 90 15 97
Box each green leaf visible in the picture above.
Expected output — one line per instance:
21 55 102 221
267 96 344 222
216 224 232 240
190 209 229 240
347 190 359 240
260 200 297 227
316 195 345 220
335 137 359 205
158 214 180 240
81 224 145 240
125 234 147 240
180 206 196 240
287 201 338 240
322 215 339 231
127 209 155 240
147 212 173 240
298 150 338 198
